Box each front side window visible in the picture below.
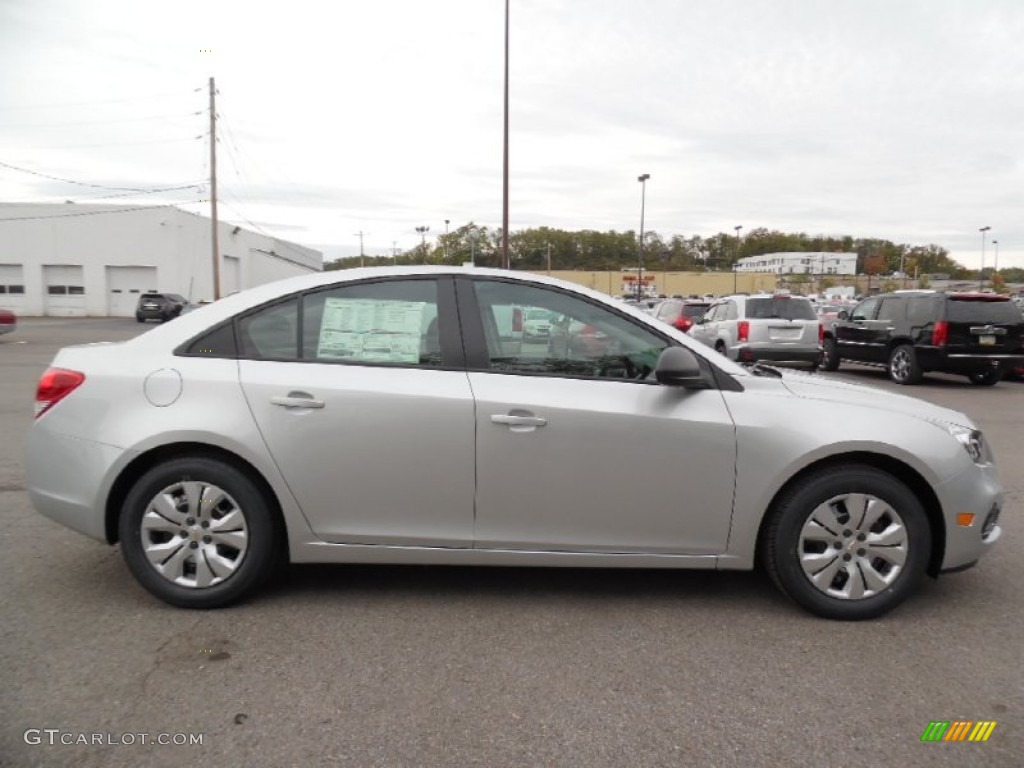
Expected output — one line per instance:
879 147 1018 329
850 298 880 322
302 279 441 366
470 280 670 380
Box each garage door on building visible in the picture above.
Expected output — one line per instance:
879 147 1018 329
0 264 27 312
106 266 158 317
43 264 86 317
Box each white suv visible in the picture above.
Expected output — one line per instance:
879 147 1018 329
689 293 822 369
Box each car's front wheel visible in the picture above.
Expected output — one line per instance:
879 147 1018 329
119 457 280 608
760 465 931 620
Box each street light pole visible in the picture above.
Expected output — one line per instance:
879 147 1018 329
637 173 650 299
733 225 743 292
444 219 450 262
992 240 999 287
979 226 991 290
415 225 430 263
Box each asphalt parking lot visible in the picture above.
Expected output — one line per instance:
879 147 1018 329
1 318 1021 768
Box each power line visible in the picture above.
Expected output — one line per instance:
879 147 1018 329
0 90 202 111
0 159 201 193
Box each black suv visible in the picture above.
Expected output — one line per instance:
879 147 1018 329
821 291 1024 385
135 293 189 323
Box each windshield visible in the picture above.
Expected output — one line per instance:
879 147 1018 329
745 298 816 320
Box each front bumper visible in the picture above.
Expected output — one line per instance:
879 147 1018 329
935 461 1003 571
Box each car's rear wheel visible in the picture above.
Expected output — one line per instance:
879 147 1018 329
119 457 279 608
887 344 922 385
135 314 145 323
820 337 840 371
714 340 727 356
760 465 930 620
967 368 1002 386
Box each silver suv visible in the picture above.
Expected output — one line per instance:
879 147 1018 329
689 293 821 368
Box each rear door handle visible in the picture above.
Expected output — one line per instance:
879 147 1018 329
271 393 325 409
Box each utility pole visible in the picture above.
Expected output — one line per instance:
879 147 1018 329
501 0 510 269
209 77 221 300
546 242 552 275
354 231 367 267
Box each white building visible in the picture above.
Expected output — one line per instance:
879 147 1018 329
735 251 858 276
0 203 321 316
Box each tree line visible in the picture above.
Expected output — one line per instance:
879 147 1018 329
326 224 1024 284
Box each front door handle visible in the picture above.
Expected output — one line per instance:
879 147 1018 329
271 393 325 409
491 413 547 430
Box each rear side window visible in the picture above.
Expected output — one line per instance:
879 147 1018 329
184 323 237 357
946 298 1023 324
907 297 940 325
237 298 299 360
745 298 816 320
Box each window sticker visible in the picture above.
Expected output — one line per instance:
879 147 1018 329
317 298 426 363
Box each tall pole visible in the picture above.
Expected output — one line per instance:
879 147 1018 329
354 231 367 267
992 240 999 287
501 0 510 269
979 226 990 291
444 219 450 262
546 242 552 276
416 226 430 263
733 225 743 292
637 173 650 299
209 77 221 300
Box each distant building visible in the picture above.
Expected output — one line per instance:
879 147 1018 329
0 203 321 316
735 251 858 276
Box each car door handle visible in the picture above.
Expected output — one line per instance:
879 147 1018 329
491 414 547 428
270 393 325 409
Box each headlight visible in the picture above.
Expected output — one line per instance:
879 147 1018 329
945 424 989 465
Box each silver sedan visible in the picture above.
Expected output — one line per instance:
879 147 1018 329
26 267 1003 619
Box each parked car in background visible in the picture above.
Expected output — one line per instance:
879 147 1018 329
26 267 1004 620
821 290 1024 385
653 299 711 333
688 294 822 369
0 308 16 335
136 292 189 323
523 308 556 341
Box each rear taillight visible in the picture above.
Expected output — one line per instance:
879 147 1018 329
673 316 692 331
818 323 824 344
931 321 948 347
737 321 750 342
35 368 85 419
512 308 523 333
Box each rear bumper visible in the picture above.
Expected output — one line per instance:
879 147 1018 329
731 343 821 367
26 427 127 543
917 348 1024 373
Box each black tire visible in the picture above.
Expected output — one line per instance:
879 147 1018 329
760 465 931 620
967 368 1002 386
119 457 280 608
714 340 727 356
820 336 840 371
135 314 145 323
887 344 922 385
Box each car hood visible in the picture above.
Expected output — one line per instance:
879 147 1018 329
778 370 974 428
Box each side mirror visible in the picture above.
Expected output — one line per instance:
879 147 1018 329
837 310 849 320
655 347 706 388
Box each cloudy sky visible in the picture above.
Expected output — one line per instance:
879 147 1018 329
1 0 1022 269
